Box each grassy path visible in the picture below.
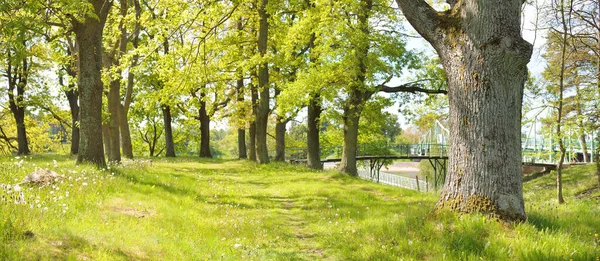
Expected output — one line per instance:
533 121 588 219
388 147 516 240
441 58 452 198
0 156 599 260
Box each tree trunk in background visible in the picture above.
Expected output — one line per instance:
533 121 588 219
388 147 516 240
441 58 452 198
106 0 128 163
65 87 79 155
73 0 111 167
338 0 372 176
554 0 572 204
339 100 363 176
107 78 121 163
255 0 270 164
237 76 247 159
238 129 247 159
199 95 212 158
396 0 532 221
13 111 29 155
575 85 588 162
120 108 133 158
275 119 286 162
120 0 141 159
248 122 256 161
6 56 30 155
596 0 600 186
248 74 258 162
307 94 322 169
162 105 176 157
579 135 588 162
63 46 80 155
102 124 111 159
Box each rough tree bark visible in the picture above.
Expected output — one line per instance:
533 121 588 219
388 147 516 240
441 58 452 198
396 0 533 221
255 0 270 164
162 105 176 157
72 0 112 167
6 54 30 155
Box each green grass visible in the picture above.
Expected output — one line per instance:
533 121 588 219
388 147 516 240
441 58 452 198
0 155 599 260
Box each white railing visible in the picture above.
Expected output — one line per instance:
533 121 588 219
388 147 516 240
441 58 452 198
358 170 429 191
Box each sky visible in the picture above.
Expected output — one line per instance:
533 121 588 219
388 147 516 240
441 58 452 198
388 2 549 128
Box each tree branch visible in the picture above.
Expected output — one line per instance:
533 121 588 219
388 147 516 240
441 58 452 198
378 79 447 94
394 0 442 45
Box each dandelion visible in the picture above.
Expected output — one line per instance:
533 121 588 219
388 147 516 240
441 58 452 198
595 233 598 237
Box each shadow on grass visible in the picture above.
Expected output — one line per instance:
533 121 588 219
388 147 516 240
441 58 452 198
522 170 551 183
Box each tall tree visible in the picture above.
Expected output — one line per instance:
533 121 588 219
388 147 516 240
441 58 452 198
72 0 112 167
120 0 142 159
395 0 533 221
255 0 270 164
59 38 80 155
5 50 31 155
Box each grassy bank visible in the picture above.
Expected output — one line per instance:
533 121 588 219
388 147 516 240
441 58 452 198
0 155 598 260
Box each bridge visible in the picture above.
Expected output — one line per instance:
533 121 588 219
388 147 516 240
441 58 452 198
287 120 599 190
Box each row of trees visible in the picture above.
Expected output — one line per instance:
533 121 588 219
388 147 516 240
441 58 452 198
6 0 591 222
526 0 600 202
1 0 442 171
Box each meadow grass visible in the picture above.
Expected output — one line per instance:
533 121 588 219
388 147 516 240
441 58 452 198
0 155 598 260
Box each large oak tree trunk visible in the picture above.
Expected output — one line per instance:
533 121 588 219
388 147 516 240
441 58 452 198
307 94 322 169
73 0 111 167
255 0 270 164
396 0 532 222
162 105 176 157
